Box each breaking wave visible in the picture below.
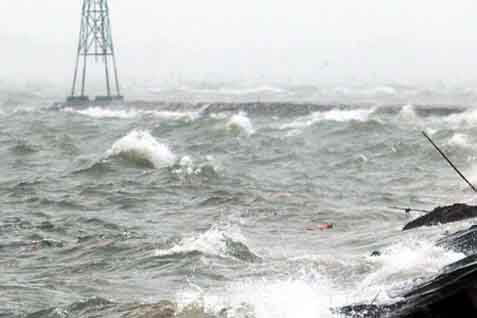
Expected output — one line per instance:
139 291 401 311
106 130 177 168
155 225 260 262
174 234 465 318
226 112 255 136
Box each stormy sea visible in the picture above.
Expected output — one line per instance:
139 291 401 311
2 83 477 318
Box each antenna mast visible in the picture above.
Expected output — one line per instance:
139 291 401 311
67 0 124 104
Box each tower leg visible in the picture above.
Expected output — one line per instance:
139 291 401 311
104 56 112 97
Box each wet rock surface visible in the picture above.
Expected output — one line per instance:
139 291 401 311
402 204 477 231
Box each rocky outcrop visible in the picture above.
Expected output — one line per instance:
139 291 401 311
403 204 477 231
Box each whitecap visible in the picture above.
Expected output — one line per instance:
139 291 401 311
226 112 255 136
398 104 419 122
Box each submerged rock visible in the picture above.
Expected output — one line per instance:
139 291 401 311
339 254 477 317
403 204 477 231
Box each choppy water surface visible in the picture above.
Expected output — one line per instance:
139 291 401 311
2 94 477 317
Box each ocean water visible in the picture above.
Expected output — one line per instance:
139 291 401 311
1 86 477 317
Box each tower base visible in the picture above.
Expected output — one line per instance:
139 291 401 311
66 96 90 105
65 95 124 106
95 95 124 104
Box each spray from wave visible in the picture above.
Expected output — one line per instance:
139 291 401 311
174 233 464 318
356 238 464 303
106 130 177 168
177 274 339 318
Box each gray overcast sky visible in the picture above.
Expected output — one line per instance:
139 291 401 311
2 0 477 86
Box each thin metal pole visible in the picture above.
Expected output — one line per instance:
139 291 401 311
422 131 477 193
71 0 87 97
101 3 111 97
80 0 91 97
105 0 121 97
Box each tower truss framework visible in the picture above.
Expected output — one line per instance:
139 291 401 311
68 0 123 104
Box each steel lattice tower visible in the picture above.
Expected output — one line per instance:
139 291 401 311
68 0 123 104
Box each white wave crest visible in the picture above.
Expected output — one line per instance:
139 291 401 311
226 112 255 136
447 133 471 148
155 225 246 258
281 108 375 130
106 130 176 168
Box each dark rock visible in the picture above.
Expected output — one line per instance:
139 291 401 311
403 204 477 231
338 254 477 317
370 251 382 257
